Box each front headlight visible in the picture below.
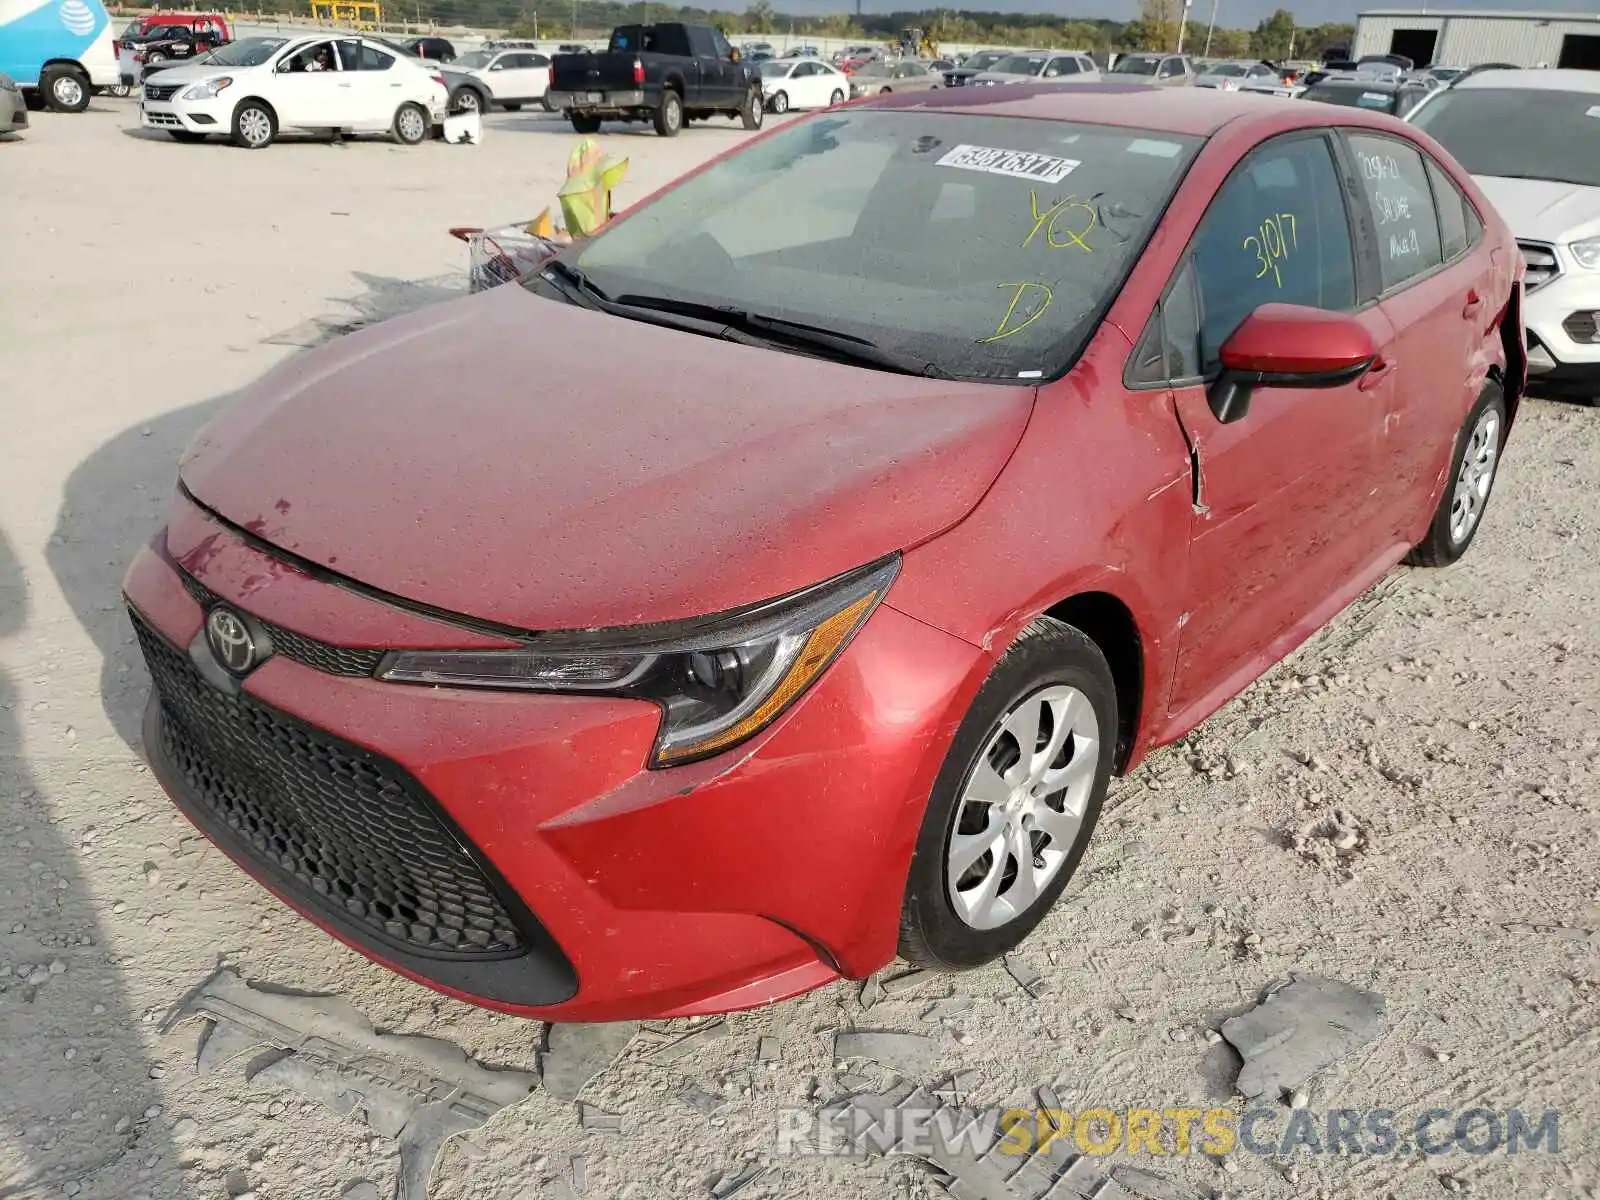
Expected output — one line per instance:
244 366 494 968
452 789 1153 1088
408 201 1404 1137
1569 237 1600 271
379 557 899 767
180 76 232 101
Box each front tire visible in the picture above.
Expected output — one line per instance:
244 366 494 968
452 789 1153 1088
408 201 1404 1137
392 101 429 145
739 84 763 129
41 65 90 112
570 112 601 133
770 89 789 113
829 88 844 105
230 100 276 149
1406 383 1507 567
653 88 682 136
449 86 481 114
898 618 1116 969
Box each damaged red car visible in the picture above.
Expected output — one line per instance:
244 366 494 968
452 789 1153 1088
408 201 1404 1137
124 87 1524 1022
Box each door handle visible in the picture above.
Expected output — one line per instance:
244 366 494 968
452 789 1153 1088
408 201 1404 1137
1358 355 1392 391
1462 288 1483 318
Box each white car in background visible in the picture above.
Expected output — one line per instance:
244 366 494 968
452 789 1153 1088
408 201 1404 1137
138 34 448 148
1193 60 1279 90
757 58 847 112
447 46 551 111
1409 68 1600 397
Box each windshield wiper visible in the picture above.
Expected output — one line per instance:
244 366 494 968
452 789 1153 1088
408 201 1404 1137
611 293 951 378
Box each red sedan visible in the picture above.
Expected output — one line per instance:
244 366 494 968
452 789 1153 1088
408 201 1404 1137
124 86 1524 1022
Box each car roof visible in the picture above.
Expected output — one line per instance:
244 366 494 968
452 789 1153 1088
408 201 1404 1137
1453 67 1600 93
863 83 1333 137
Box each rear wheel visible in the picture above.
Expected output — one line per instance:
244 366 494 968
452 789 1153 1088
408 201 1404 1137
392 101 429 145
231 100 275 148
770 89 789 113
147 51 168 65
898 618 1116 969
570 112 601 133
739 84 763 129
1406 383 1507 567
448 86 481 114
653 88 682 136
41 65 90 112
829 88 844 105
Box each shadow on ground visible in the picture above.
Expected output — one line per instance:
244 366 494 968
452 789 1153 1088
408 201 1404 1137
0 529 194 1200
47 271 467 752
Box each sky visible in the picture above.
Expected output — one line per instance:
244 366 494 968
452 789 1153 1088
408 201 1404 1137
781 0 1600 27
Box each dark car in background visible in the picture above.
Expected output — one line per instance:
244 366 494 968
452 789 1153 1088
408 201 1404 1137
1301 74 1433 117
548 22 764 136
398 36 456 63
942 48 1009 86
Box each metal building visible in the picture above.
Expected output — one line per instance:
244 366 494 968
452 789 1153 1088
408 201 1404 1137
1354 9 1600 70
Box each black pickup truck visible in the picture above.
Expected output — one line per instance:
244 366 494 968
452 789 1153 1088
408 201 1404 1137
548 22 765 137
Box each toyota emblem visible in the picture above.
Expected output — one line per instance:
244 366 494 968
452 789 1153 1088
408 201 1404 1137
205 606 257 675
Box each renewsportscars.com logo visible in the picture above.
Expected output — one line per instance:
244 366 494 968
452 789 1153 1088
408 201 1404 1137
776 1104 1561 1159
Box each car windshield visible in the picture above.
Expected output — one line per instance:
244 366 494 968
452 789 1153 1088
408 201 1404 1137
1303 82 1398 111
454 50 494 68
759 61 790 77
993 55 1048 75
1112 55 1159 75
204 37 286 66
1410 87 1600 188
554 110 1200 382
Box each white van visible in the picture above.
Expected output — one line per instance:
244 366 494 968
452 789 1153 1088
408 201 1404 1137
0 0 120 111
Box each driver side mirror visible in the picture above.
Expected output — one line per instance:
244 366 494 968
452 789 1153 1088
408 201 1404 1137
1208 304 1377 423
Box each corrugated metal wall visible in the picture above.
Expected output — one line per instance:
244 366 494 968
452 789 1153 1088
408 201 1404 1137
1355 13 1600 67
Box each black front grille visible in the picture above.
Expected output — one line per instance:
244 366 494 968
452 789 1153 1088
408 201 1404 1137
1518 240 1560 294
133 608 524 957
143 83 178 101
177 569 385 677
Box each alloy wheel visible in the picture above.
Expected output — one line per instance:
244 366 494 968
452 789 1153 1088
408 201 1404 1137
239 107 272 147
454 90 479 112
946 684 1099 931
54 75 85 108
398 106 426 142
1448 407 1500 544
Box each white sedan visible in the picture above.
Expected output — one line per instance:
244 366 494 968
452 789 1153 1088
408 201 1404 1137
447 48 551 112
138 35 449 148
758 58 848 113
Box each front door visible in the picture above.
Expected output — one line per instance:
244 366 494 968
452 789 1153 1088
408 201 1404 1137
271 41 350 128
1159 132 1397 726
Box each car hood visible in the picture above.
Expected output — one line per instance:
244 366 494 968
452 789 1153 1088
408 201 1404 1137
140 63 226 84
1473 175 1600 245
179 286 1034 632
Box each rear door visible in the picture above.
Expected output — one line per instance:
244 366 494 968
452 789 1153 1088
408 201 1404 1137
1340 130 1500 538
1137 132 1399 726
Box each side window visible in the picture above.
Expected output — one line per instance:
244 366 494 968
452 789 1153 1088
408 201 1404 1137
1346 134 1444 291
1159 58 1184 78
530 53 549 66
711 30 733 58
1190 135 1358 371
335 39 360 70
1055 57 1078 75
359 44 394 70
1425 157 1475 261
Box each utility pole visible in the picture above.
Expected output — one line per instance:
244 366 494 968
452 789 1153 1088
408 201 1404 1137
1202 0 1217 56
1175 0 1191 53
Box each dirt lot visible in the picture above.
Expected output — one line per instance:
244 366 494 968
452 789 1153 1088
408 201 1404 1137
1 100 1598 1200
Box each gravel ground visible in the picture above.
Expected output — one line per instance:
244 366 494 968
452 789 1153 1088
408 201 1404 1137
1 100 1597 1200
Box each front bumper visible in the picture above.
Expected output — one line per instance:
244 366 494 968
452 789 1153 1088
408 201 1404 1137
138 94 226 131
123 492 982 1020
546 89 647 113
1522 252 1600 387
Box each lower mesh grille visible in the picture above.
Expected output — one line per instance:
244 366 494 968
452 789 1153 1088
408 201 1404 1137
132 608 524 958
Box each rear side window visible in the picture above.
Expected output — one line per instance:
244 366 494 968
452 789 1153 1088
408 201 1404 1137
1346 134 1444 291
1189 135 1358 371
1425 158 1477 261
360 44 394 70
